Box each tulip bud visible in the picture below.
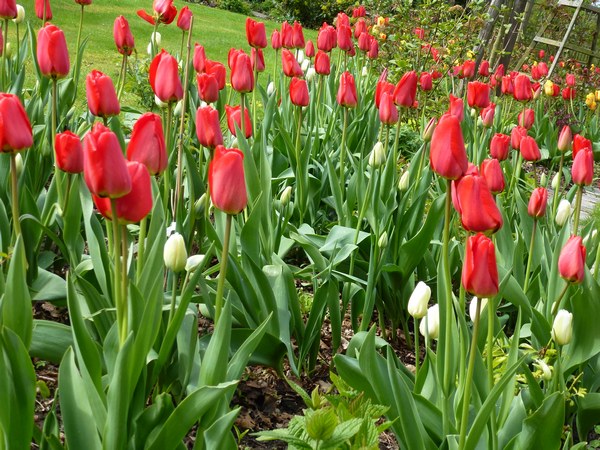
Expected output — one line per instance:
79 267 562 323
280 186 292 207
267 81 275 96
552 172 560 190
540 172 547 187
555 199 572 226
378 231 388 249
419 304 439 339
155 95 167 109
151 31 162 47
534 359 553 381
469 296 488 322
306 67 316 82
185 254 205 272
301 59 310 72
194 193 207 217
408 281 431 319
398 170 410 191
164 232 187 273
296 49 305 64
13 4 24 23
174 99 184 116
369 141 385 168
552 309 573 346
422 117 436 142
14 152 23 177
362 66 368 77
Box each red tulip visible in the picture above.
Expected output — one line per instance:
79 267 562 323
462 233 499 297
557 125 572 152
528 187 548 218
246 18 267 48
368 39 379 59
467 81 490 109
358 32 371 53
501 76 513 95
337 24 352 52
573 134 592 158
290 77 309 107
558 236 586 283
83 123 131 198
429 113 468 180
375 79 394 108
513 74 532 101
153 0 176 24
462 60 475 79
230 50 254 93
0 94 33 152
209 145 247 215
539 49 545 59
454 173 503 232
490 133 510 161
196 105 223 149
75 0 92 5
510 126 528 150
481 158 505 194
572 146 594 186
37 24 69 79
114 16 135 56
35 0 52 20
531 64 541 80
281 49 303 78
379 91 398 125
93 161 152 224
126 112 167 175
336 71 357 108
271 29 281 50
537 61 548 77
149 50 183 103
251 48 265 73
480 103 495 127
314 51 330 75
352 5 366 17
227 47 242 69
413 27 425 39
336 12 350 28
520 135 541 161
518 108 535 129
393 71 418 108
494 64 505 81
317 24 336 52
0 0 16 19
55 131 83 174
448 94 464 122
562 87 576 100
305 40 315 58
419 72 433 91
193 43 206 73
479 60 490 77
281 21 293 48
566 73 575 87
292 21 304 49
176 6 192 31
354 18 366 39
197 73 219 103
225 104 252 139
86 70 120 118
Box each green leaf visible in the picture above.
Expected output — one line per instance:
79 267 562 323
30 320 72 364
3 236 33 348
305 408 338 441
321 418 363 449
576 392 600 440
511 392 564 450
199 300 232 386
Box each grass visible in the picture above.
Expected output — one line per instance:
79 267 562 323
10 0 316 107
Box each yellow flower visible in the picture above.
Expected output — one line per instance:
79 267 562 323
380 33 387 41
586 92 595 107
466 50 474 59
377 16 386 27
595 90 600 101
544 80 554 96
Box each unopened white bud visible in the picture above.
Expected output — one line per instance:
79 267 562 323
296 50 305 64
155 95 168 109
280 186 292 206
362 65 368 77
469 296 488 322
151 31 162 47
13 5 25 24
301 59 310 72
552 309 573 346
185 254 205 272
419 304 439 339
540 173 547 187
378 231 388 249
306 67 316 82
369 141 385 168
555 199 572 227
408 281 431 319
164 232 187 273
267 81 275 96
398 170 410 191
552 172 560 189
174 100 184 116
534 359 553 381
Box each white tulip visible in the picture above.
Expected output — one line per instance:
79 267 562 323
13 4 25 23
552 309 573 346
469 296 488 322
398 170 410 191
306 67 316 82
555 199 572 227
408 281 431 319
267 81 275 96
185 254 205 272
369 141 385 168
164 233 187 273
419 304 439 339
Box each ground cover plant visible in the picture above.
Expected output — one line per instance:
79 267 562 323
1 0 600 449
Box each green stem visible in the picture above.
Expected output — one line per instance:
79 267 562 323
15 23 19 67
74 4 84 86
117 54 127 102
51 78 65 212
294 106 305 221
552 152 565 220
252 70 258 136
458 293 482 450
339 107 349 215
414 317 420 376
1 19 8 91
272 49 279 87
10 153 21 239
214 214 233 324
572 185 583 235
120 225 129 339
392 110 402 170
240 92 247 140
551 283 570 316
62 173 72 216
487 296 498 450
442 179 453 433
163 103 173 217
168 271 178 324
136 216 147 283
523 220 537 293
110 200 124 347
151 21 159 58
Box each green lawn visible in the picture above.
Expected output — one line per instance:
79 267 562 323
11 0 316 106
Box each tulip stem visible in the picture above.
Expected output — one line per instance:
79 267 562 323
110 200 124 347
414 317 420 376
1 19 8 91
120 225 129 339
458 294 482 450
10 153 21 239
163 102 173 217
62 173 72 217
294 106 305 221
552 152 565 218
151 21 159 59
136 216 147 283
214 214 232 325
339 107 349 221
551 283 569 316
252 70 258 136
15 23 19 67
523 219 537 293
486 296 498 450
168 271 178 324
240 92 247 140
117 54 128 102
174 16 194 228
51 78 65 213
74 4 84 88
573 185 583 235
272 49 279 88
441 179 454 434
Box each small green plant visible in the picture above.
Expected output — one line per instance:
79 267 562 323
255 372 393 449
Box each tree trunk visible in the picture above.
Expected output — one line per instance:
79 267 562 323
498 0 528 71
474 0 506 70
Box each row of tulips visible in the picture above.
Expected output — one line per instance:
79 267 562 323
0 0 599 448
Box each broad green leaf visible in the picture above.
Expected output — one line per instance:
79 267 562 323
30 320 72 364
510 392 564 450
3 237 32 348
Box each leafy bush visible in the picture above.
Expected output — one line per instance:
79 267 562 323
217 0 251 14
